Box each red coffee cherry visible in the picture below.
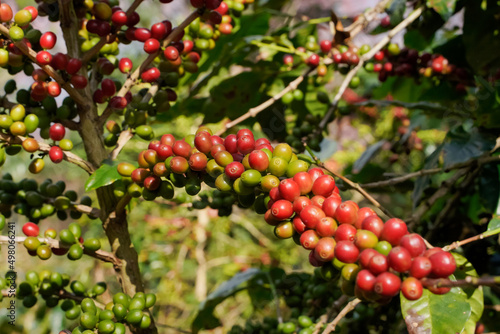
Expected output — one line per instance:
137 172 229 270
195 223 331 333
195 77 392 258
361 215 384 238
269 187 282 201
170 156 189 174
374 272 401 297
388 246 412 273
49 146 64 163
307 54 320 67
410 256 432 278
293 172 313 195
51 52 68 70
300 205 326 229
308 167 324 182
300 229 320 250
313 237 336 262
131 168 149 184
225 161 244 179
322 193 342 217
320 40 332 53
101 79 116 97
22 222 39 237
237 129 254 139
194 132 213 154
292 216 306 234
49 123 65 141
36 51 52 65
335 201 358 225
427 285 451 295
334 224 357 242
248 150 269 172
70 74 88 89
173 140 191 158
151 22 168 40
66 58 82 74
279 179 301 202
40 32 57 49
359 248 379 268
47 82 61 97
309 250 323 267
270 199 293 220
356 269 376 292
224 134 238 153
141 67 160 82
310 195 325 208
400 233 426 258
189 152 208 171
354 229 378 250
312 175 335 197
401 277 423 300
293 196 312 214
111 10 128 26
316 217 338 237
143 175 161 191
355 207 376 229
264 210 280 226
119 58 133 73
334 240 360 263
368 253 389 275
380 218 408 246
237 135 255 155
429 251 456 278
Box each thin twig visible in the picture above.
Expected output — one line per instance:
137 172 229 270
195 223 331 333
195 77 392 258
343 0 392 35
421 276 500 289
110 129 134 160
215 68 314 136
0 26 86 106
0 236 121 267
322 298 362 334
1 288 106 309
305 144 394 219
312 295 349 334
362 155 500 189
318 6 425 131
444 226 500 251
0 132 95 174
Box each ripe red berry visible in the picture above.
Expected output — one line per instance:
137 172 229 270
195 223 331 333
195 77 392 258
374 51 385 62
46 82 61 97
374 272 401 297
401 277 423 301
189 152 208 171
292 172 313 195
307 54 320 67
215 1 229 15
151 22 168 40
49 123 66 141
225 161 244 179
308 167 324 182
380 16 391 28
119 58 133 73
410 256 432 278
312 175 335 197
190 0 204 8
334 240 359 263
380 218 408 246
319 40 332 53
101 79 116 97
368 253 389 275
300 205 326 229
333 53 342 64
36 51 52 65
224 134 238 153
66 58 82 74
293 196 312 214
141 67 160 82
248 150 269 172
283 54 293 66
22 222 39 237
292 216 306 233
170 156 189 174
70 75 88 89
111 10 128 26
40 32 57 49
356 269 376 292
429 251 456 278
144 38 160 54
427 285 451 295
164 45 180 61
316 217 337 237
355 207 376 229
388 246 412 273
310 195 325 208
309 250 323 267
361 215 384 238
335 201 358 225
400 233 426 258
322 193 342 217
279 179 301 202
313 237 336 262
237 129 254 139
49 146 64 163
300 229 320 250
51 52 68 70
334 223 357 242
354 229 378 250
359 248 379 268
237 135 255 155
143 175 161 191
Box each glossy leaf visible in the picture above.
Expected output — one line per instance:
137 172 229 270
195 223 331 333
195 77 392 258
442 126 495 168
353 140 387 174
84 160 121 192
426 0 457 21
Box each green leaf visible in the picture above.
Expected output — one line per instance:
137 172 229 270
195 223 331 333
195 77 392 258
84 160 121 192
401 286 471 333
488 217 500 231
388 0 407 26
478 163 500 213
352 140 387 174
426 0 457 21
452 253 484 334
443 126 496 168
192 268 263 334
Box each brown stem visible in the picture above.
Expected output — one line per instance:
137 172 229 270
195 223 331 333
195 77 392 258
343 0 392 35
322 298 362 334
0 132 94 174
305 145 394 219
312 295 349 334
421 276 500 288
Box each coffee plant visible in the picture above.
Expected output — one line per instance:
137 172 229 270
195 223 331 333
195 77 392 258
0 0 499 333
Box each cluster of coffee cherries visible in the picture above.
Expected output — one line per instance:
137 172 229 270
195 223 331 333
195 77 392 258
0 174 93 223
22 220 101 261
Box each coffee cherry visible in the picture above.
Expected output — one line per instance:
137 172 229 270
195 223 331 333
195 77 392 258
300 205 325 229
361 215 384 238
40 32 57 49
312 175 335 197
237 135 255 155
355 207 376 229
335 201 358 225
410 256 432 278
356 269 376 292
380 218 408 246
49 146 64 163
396 234 424 258
292 196 311 214
314 237 336 262
307 54 320 67
22 222 39 237
144 38 160 54
322 194 342 217
335 241 359 263
170 156 189 174
274 221 294 239
141 67 160 82
359 248 379 268
368 253 388 275
316 217 337 237
300 230 320 250
429 251 456 278
189 152 208 171
278 179 300 202
71 75 88 89
225 161 245 179
427 285 451 295
248 150 269 172
119 58 133 73
331 218 353 241
374 272 401 297
388 246 412 273
49 123 66 141
270 200 293 220
292 216 306 233
22 138 39 153
401 277 423 300
354 229 378 250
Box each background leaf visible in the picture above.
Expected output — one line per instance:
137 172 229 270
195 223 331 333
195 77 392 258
426 0 457 21
84 160 121 192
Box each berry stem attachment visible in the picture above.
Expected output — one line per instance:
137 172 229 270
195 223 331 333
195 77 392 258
304 143 394 219
321 298 362 334
318 5 426 132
